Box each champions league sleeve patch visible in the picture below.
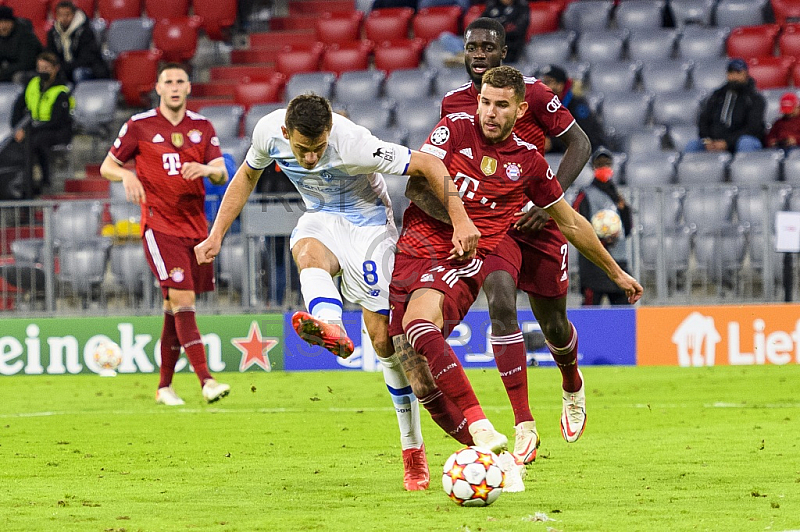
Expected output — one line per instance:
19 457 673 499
430 126 450 145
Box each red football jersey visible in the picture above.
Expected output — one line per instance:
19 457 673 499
441 76 576 153
108 108 224 239
398 113 563 258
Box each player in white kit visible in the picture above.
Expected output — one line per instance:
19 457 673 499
195 94 478 491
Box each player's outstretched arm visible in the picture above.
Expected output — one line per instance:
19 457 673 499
406 150 480 258
404 175 451 225
195 163 263 265
100 154 145 205
545 199 643 304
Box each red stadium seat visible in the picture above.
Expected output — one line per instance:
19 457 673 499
463 5 485 30
365 8 414 42
322 41 372 75
6 0 49 25
270 15 319 31
50 0 97 17
97 0 142 22
527 2 562 39
152 16 201 63
34 19 53 47
275 45 324 77
771 0 800 24
193 0 237 41
747 56 796 89
315 11 364 44
726 25 780 60
115 49 162 107
373 38 425 73
779 23 800 56
144 0 189 19
290 0 355 15
412 6 461 43
234 81 283 109
250 31 316 48
211 66 286 86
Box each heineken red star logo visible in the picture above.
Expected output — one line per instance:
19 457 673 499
232 321 278 372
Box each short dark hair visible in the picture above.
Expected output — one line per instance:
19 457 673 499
157 62 191 79
481 66 525 103
55 1 77 12
37 51 60 67
285 94 333 138
465 17 506 45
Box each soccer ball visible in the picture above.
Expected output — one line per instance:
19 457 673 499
591 209 622 240
93 341 122 376
442 446 505 507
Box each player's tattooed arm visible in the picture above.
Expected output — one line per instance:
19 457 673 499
405 175 452 225
392 334 437 397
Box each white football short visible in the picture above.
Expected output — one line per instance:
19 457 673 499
290 211 397 314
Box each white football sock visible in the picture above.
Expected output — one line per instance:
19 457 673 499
379 353 423 450
299 268 343 325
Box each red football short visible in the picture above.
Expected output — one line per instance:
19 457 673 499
142 227 215 298
512 222 569 299
482 233 522 284
388 252 488 338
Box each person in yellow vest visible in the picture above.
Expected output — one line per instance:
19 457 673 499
11 51 74 194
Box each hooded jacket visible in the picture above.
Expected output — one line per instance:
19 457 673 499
698 77 766 151
46 9 109 81
0 18 43 82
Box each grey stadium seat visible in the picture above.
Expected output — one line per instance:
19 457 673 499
58 238 112 297
601 91 652 138
335 70 385 105
385 68 436 101
524 31 576 65
244 103 284 137
627 29 678 61
196 104 245 141
588 61 640 94
714 0 768 27
624 150 678 186
562 0 614 31
667 124 699 152
284 72 336 102
109 202 140 224
614 0 667 31
221 136 252 167
347 103 393 131
636 189 684 233
435 67 470 96
784 150 800 183
370 126 409 146
110 243 152 297
652 89 706 126
639 228 692 271
217 235 246 292
0 83 22 118
676 152 731 184
104 17 154 59
681 187 737 229
736 187 790 227
575 30 627 63
640 60 693 94
694 231 747 282
728 150 784 185
52 201 104 246
669 0 716 27
394 98 441 134
624 125 668 156
678 28 729 61
72 80 121 134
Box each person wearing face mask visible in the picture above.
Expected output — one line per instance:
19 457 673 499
10 52 74 195
684 58 765 154
572 148 633 306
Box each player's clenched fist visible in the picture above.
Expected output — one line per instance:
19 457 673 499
194 237 221 265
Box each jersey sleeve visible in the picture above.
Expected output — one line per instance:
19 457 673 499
245 111 281 170
529 80 577 137
108 119 138 164
419 115 463 167
338 119 412 176
203 121 224 163
525 152 564 209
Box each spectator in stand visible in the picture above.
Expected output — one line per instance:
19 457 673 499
0 6 43 83
47 1 110 84
684 58 765 154
539 64 607 152
765 92 800 152
481 0 530 63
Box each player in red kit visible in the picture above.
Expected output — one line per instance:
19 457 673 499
100 62 231 406
389 66 642 484
404 18 593 463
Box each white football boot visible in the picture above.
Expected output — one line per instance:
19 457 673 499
469 419 508 454
156 386 185 406
496 451 526 493
560 370 586 443
513 420 541 464
202 379 231 403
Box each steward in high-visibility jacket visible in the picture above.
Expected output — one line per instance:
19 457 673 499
10 51 74 192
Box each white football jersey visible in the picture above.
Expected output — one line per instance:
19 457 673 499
247 110 412 226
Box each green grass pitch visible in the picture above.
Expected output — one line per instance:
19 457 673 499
1 365 798 532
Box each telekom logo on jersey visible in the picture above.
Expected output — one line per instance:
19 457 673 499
453 172 498 209
162 153 181 175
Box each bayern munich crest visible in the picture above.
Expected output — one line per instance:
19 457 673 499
430 126 450 145
504 162 522 181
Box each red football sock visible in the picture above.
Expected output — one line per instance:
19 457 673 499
174 307 212 385
491 331 534 425
547 322 582 393
158 310 181 389
405 319 485 425
418 388 474 445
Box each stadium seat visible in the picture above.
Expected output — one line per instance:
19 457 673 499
747 56 796 90
627 29 678 61
374 39 425 73
715 0 768 27
623 150 678 186
110 243 151 299
0 83 23 117
104 17 154 60
412 6 461 43
761 87 794 125
527 2 561 38
72 80 121 156
668 0 715 27
108 202 140 224
115 49 162 107
652 89 706 127
244 103 284 136
276 46 324 77
192 0 237 41
97 0 142 22
196 104 245 141
614 0 666 30
640 60 693 93
726 25 780 60
370 125 409 147
58 239 112 298
561 0 613 31
639 229 692 271
600 91 652 139
315 11 364 45
736 187 790 227
682 187 737 229
676 152 731 185
385 68 436 100
284 72 336 102
771 0 800 24
346 103 393 130
635 190 684 234
778 23 800 56
667 124 699 152
728 150 784 184
462 5 484 31
575 31 627 63
691 58 730 92
152 16 201 63
364 8 414 42
234 81 283 110
435 67 470 95
52 201 104 246
322 42 372 75
624 126 668 157
524 31 576 65
694 231 747 282
144 0 188 19
384 174 410 227
588 61 639 94
677 27 729 60
6 0 49 25
221 136 250 167
394 98 441 135
335 70 385 105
